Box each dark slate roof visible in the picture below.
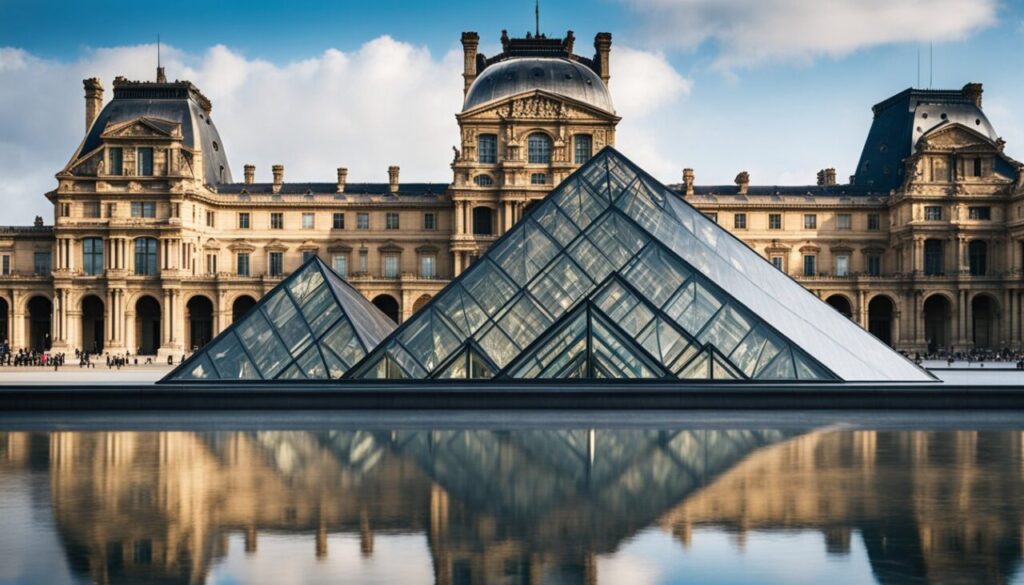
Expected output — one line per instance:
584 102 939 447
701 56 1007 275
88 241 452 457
853 84 998 192
464 58 614 113
216 182 449 197
78 78 233 186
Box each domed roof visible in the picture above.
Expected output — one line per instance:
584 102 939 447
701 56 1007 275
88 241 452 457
463 57 614 114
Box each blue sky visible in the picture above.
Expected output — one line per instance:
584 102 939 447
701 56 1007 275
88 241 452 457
1 0 1022 223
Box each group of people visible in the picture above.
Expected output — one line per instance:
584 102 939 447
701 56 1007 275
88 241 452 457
917 347 1024 369
0 340 189 370
0 341 67 368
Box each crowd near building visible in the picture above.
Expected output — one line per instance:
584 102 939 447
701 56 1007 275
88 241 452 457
0 27 1022 360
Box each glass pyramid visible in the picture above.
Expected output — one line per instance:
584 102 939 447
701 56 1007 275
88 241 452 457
347 148 933 382
162 256 396 382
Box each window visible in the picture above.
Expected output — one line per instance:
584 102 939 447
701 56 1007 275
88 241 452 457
268 252 283 276
733 213 747 229
802 254 817 277
136 147 154 176
83 238 103 276
59 203 70 217
574 134 593 164
171 203 180 218
206 211 215 227
836 214 852 230
134 238 158 276
424 212 436 230
803 214 817 229
474 174 494 186
236 253 250 277
332 213 345 229
527 133 552 164
382 254 399 278
924 206 942 221
302 250 317 263
206 254 217 274
478 134 497 164
108 147 123 175
770 256 784 271
302 213 315 229
107 203 116 218
358 249 368 273
705 212 718 223
270 212 283 229
357 213 369 230
530 173 547 185
333 255 348 278
472 207 493 235
768 213 782 230
420 255 436 279
84 202 101 218
835 254 849 277
33 252 51 275
969 206 991 220
1 255 9 275
238 213 250 229
867 213 880 230
924 239 943 275
131 202 156 218
867 254 881 276
969 240 987 276
973 157 982 177
385 212 400 230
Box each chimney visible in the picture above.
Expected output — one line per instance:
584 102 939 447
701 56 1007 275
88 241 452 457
244 164 255 185
83 78 103 132
272 164 284 193
388 166 400 193
593 33 612 87
735 171 750 195
156 66 167 83
461 32 480 97
826 168 837 185
336 167 348 193
682 168 695 196
962 82 983 108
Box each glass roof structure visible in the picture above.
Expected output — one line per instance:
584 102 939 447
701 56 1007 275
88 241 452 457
162 257 395 382
348 148 933 383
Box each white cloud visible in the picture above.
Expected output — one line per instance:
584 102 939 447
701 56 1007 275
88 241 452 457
620 0 997 70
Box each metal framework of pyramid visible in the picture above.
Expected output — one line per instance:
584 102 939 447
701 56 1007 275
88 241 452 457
346 148 932 383
162 256 395 382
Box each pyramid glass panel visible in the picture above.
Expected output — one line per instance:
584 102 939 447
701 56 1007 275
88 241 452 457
162 256 395 382
347 148 933 382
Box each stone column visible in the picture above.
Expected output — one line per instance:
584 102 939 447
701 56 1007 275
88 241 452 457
892 301 902 348
455 200 464 235
453 252 463 277
105 289 114 348
957 290 968 348
858 290 868 329
913 237 924 274
966 294 974 348
914 291 925 348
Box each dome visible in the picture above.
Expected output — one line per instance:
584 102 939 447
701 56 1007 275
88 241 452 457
463 57 614 114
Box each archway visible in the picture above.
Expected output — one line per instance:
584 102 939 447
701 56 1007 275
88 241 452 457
0 297 8 347
134 296 161 355
232 295 258 324
26 296 52 352
412 294 432 314
923 295 952 354
971 294 998 349
80 295 104 354
825 295 853 319
372 294 400 324
186 296 214 351
868 296 895 346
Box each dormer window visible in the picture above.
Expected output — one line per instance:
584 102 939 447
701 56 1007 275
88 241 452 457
137 147 154 176
109 147 124 176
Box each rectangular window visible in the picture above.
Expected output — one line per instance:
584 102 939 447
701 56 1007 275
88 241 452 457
835 255 849 277
423 212 436 230
924 206 942 221
333 255 348 278
705 212 718 223
733 213 747 229
206 211 215 227
357 213 369 230
867 254 881 276
59 203 70 217
924 239 944 275
236 253 250 277
206 254 217 275
302 250 316 263
973 157 983 177
969 206 992 220
382 254 399 278
867 213 880 230
107 203 116 218
268 251 283 276
385 212 400 230
802 254 816 277
136 147 154 176
358 249 368 273
770 255 783 271
302 213 315 229
768 213 782 230
574 134 593 164
836 214 852 230
270 212 283 229
130 202 156 218
332 212 345 229
478 134 497 164
171 203 180 218
530 173 547 185
108 147 123 175
420 255 436 279
134 239 157 276
83 238 104 276
803 214 817 229
238 212 250 229
1 255 9 275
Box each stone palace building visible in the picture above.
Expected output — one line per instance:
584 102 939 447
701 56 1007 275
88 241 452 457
0 28 1021 357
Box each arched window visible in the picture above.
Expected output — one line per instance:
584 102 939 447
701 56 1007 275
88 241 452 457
969 240 987 276
134 237 158 276
574 134 593 163
527 133 552 164
82 238 104 276
474 174 494 187
478 134 497 164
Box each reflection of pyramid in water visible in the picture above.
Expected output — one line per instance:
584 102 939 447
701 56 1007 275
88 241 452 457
163 257 395 381
348 148 931 382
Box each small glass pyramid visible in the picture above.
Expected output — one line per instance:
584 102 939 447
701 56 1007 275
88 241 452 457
162 256 395 382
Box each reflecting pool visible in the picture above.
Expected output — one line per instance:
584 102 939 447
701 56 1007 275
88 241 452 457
3 414 1024 584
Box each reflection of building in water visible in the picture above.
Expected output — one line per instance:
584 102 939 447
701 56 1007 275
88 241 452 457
3 429 1022 584
661 430 1024 585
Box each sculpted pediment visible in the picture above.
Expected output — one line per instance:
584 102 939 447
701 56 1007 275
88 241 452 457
459 90 619 122
920 124 997 151
102 117 180 140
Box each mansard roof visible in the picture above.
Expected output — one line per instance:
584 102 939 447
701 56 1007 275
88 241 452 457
216 182 448 197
